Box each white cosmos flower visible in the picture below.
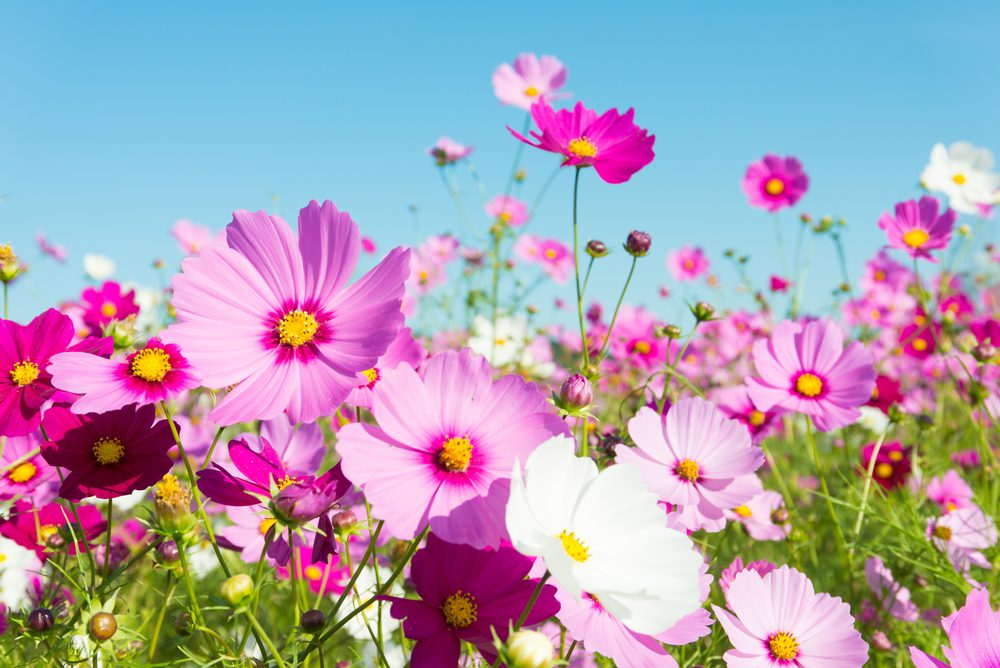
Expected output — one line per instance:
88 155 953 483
468 314 529 368
0 536 42 608
505 435 702 635
83 253 116 280
921 142 1000 214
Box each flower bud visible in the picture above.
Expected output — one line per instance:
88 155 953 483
174 612 193 636
624 230 651 257
110 316 137 350
658 324 682 339
871 630 891 651
723 248 735 258
503 629 555 668
220 574 254 606
799 213 813 223
331 510 357 532
0 244 25 284
559 374 593 410
770 507 790 524
301 608 326 633
156 539 181 564
973 342 997 363
514 168 527 183
89 612 117 642
690 301 715 322
28 608 54 632
155 473 194 533
585 240 608 258
958 224 971 237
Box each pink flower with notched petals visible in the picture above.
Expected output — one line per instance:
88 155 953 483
346 327 424 409
746 319 876 432
617 397 765 533
336 348 568 549
666 246 709 282
79 282 140 335
713 566 868 667
0 433 57 503
726 489 790 541
492 53 569 111
878 196 955 262
712 385 781 443
509 100 655 184
0 499 106 560
162 199 410 425
742 154 809 211
927 505 997 576
276 545 350 595
484 195 529 226
865 556 919 622
910 588 1000 667
927 470 974 514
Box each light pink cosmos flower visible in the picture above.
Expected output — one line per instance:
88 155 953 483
484 195 529 227
492 53 568 111
513 234 573 283
666 246 709 282
0 432 57 504
927 470 975 514
865 555 919 622
618 397 764 533
427 137 472 166
407 249 448 296
712 385 781 443
927 505 997 576
216 504 294 564
725 489 790 541
712 565 868 667
910 588 1000 667
345 327 425 409
746 319 876 432
335 348 568 549
171 219 225 255
741 154 809 212
878 196 955 263
719 558 776 603
35 233 68 263
509 100 655 184
162 200 410 425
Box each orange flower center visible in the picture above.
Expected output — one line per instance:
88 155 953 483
675 458 700 482
764 178 785 196
902 228 930 248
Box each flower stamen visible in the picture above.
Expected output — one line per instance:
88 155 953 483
10 360 40 387
277 310 319 348
557 530 590 563
441 590 478 628
438 436 473 473
131 347 172 382
92 437 125 465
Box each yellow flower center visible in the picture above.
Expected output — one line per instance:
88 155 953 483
748 410 766 427
733 505 752 518
304 565 323 581
10 360 40 387
499 211 512 223
524 86 539 98
441 590 478 628
764 178 786 196
258 518 277 535
8 461 37 483
795 373 823 397
274 475 297 491
131 347 172 382
875 463 894 478
683 259 695 270
768 632 799 661
38 524 59 544
0 244 14 264
544 248 558 260
418 270 429 284
155 473 190 506
912 339 928 352
675 458 700 482
952 173 966 185
933 525 952 541
888 450 903 462
438 436 473 473
277 310 319 348
633 340 651 355
557 530 590 563
361 368 379 385
100 302 117 318
567 137 597 159
902 228 930 248
92 437 124 465
945 501 957 512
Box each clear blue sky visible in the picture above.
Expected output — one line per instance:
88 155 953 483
1 1 998 324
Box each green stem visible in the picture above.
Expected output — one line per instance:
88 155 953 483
805 417 849 557
774 212 788 277
580 256 595 298
571 167 590 372
595 256 639 365
491 572 551 668
147 573 175 661
103 499 113 580
199 426 226 469
489 226 504 367
245 612 288 668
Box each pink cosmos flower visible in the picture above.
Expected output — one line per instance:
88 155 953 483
336 348 567 548
80 282 140 336
509 100 655 184
386 534 558 668
492 53 568 111
865 556 919 622
769 275 790 293
40 403 175 501
217 505 286 564
427 137 473 166
35 233 68 263
719 558 776 603
712 385 780 443
48 337 198 414
741 154 809 212
618 397 764 533
746 319 876 432
162 200 410 425
513 234 573 283
878 196 955 262
345 327 424 409
910 588 1000 667
927 506 997 576
927 470 974 514
0 309 112 437
408 249 449 296
712 565 868 667
0 499 107 560
171 219 225 255
0 432 57 503
276 545 350 595
726 489 790 541
484 195 529 226
666 246 709 282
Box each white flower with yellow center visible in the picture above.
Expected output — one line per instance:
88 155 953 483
921 142 1000 214
505 436 703 635
0 536 42 607
468 314 529 368
82 253 116 280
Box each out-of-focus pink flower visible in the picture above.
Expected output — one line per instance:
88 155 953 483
878 196 955 262
769 274 790 293
171 220 225 255
513 234 573 283
492 53 569 111
35 233 68 263
361 236 377 254
927 470 975 514
484 195 529 226
79 282 140 335
666 246 709 282
427 137 472 166
865 556 919 622
910 588 1000 667
861 441 911 490
742 155 809 212
725 489 790 541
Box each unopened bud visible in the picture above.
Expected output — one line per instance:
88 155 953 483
503 629 555 668
973 342 997 363
661 324 682 339
691 301 715 322
174 612 193 636
28 608 54 632
156 539 181 564
799 213 813 223
514 168 527 183
331 510 357 532
770 507 790 524
559 374 593 410
89 612 117 642
586 240 608 258
221 574 254 606
301 609 326 633
155 474 193 532
624 230 651 257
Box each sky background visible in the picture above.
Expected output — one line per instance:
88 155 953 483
1 1 998 325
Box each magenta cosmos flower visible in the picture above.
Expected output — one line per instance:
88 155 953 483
910 588 1000 668
666 246 710 282
509 100 655 184
48 337 198 414
386 534 558 668
492 53 568 111
40 403 175 501
0 433 57 503
0 309 111 437
336 348 567 548
162 199 410 425
80 281 139 335
877 196 956 262
927 470 974 514
0 499 106 560
484 195 529 227
742 154 809 212
345 327 424 409
713 565 868 667
618 397 764 533
746 319 876 432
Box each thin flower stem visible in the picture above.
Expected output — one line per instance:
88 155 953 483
0 445 40 473
850 426 890 558
805 417 849 558
199 425 226 469
571 167 590 373
595 256 639 365
580 256 595 297
491 572 551 668
147 573 175 661
660 323 702 412
503 113 531 199
289 528 302 627
564 640 578 663
773 212 788 277
245 611 288 668
527 166 561 220
103 499 113 580
237 528 276 655
177 543 218 655
343 536 390 668
489 226 504 366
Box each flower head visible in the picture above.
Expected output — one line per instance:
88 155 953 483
921 142 1000 214
910 588 1000 667
513 235 573 284
878 196 955 262
492 53 568 111
0 499 106 560
0 432 56 503
35 233 68 263
80 282 139 335
485 195 529 227
742 155 809 212
865 556 919 622
927 470 974 514
927 505 997 576
861 441 912 490
171 219 224 255
666 246 709 282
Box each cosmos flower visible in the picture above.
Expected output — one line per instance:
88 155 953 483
618 397 764 533
345 327 424 409
867 375 902 414
860 441 911 490
0 499 107 560
82 254 115 281
48 337 198 414
926 470 974 514
927 506 997 576
877 196 955 262
513 234 573 284
275 545 350 595
769 275 791 293
865 556 919 622
718 558 776 603
41 403 176 501
35 233 68 263
920 142 1000 215
162 199 410 425
0 432 57 503
506 435 703 635
216 505 288 564
910 588 1000 667
712 565 868 667
713 385 780 443
726 489 790 541
741 155 809 212
427 137 473 166
337 348 567 548
467 314 530 369
79 281 139 335
666 246 710 282
485 195 529 226
0 535 41 608
509 100 655 184
746 319 876 432
492 53 569 111
171 219 224 255
386 534 558 668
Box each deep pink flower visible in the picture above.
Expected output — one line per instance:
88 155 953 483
492 53 568 111
867 374 902 414
275 545 350 595
878 196 955 262
741 154 809 211
79 282 139 335
509 100 655 184
0 432 56 503
910 588 1000 667
484 195 529 226
861 441 911 490
927 470 974 514
35 233 68 263
666 246 709 282
0 309 112 437
345 327 425 409
48 337 198 414
336 348 567 548
713 565 868 667
162 200 410 425
386 534 558 668
0 499 107 560
40 403 175 501
769 274 791 293
427 137 472 166
747 319 876 431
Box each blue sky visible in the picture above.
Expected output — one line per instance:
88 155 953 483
1 1 998 325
